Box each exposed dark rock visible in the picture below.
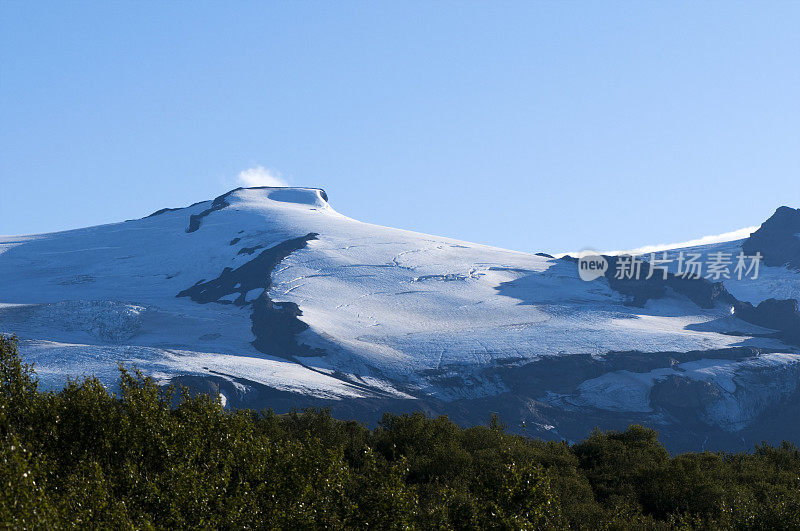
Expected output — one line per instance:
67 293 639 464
185 187 330 233
522 252 799 345
734 298 800 343
238 244 264 256
596 255 799 345
186 191 233 233
229 237 241 245
250 297 324 358
167 355 800 454
145 199 207 219
146 207 183 218
664 275 733 309
602 255 735 309
177 233 321 358
492 346 763 399
742 206 800 269
649 375 722 413
603 256 666 306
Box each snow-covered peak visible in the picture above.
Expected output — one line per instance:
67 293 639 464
229 186 330 210
2 195 800 452
177 186 336 234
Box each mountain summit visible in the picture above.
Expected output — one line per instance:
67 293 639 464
742 206 800 269
1 190 799 452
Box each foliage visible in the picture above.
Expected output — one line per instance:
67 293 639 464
1 335 799 529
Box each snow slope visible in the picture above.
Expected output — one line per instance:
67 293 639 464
1 188 798 451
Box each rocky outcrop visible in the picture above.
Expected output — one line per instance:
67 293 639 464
177 233 322 358
742 206 800 270
734 298 800 344
185 187 329 233
186 191 233 232
569 254 800 346
601 255 737 309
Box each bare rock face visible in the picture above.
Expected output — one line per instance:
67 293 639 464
742 206 800 270
2 190 799 454
176 233 322 359
734 298 800 344
600 255 736 309
650 375 722 413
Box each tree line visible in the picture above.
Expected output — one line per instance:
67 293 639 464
1 335 799 529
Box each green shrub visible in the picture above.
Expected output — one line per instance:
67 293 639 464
1 334 799 529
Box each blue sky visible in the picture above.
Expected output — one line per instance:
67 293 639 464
1 2 798 253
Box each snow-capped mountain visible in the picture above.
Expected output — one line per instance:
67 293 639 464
2 187 799 452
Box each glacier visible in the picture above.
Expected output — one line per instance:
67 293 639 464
1 187 798 452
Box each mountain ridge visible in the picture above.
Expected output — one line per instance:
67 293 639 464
1 189 799 452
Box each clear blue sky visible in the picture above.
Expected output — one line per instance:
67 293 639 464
1 2 798 253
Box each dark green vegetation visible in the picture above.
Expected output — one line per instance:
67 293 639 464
2 335 799 529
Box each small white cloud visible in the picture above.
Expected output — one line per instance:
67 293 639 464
236 166 288 188
602 226 759 256
557 226 759 258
